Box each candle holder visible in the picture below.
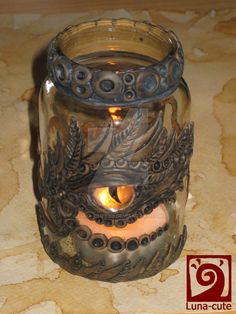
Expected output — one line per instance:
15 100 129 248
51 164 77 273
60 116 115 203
36 19 193 282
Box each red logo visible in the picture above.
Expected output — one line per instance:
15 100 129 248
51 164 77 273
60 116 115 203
187 255 232 302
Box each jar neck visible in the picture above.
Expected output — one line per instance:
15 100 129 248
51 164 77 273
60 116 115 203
47 19 184 107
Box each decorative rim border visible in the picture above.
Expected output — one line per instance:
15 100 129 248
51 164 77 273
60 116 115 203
75 222 170 253
47 19 184 106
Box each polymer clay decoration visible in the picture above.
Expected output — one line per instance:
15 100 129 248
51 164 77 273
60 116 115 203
37 19 193 282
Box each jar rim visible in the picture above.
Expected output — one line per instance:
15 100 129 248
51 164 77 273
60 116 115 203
47 18 184 107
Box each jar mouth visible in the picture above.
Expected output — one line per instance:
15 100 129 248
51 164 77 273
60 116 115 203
57 19 176 66
47 19 184 107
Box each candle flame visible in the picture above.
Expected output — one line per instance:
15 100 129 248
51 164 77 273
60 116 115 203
108 107 122 123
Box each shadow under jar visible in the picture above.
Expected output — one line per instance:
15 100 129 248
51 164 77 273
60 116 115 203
37 19 194 282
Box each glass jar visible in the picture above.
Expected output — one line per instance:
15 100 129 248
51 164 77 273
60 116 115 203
37 19 193 282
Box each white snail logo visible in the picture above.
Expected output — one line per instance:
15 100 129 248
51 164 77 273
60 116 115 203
187 255 232 302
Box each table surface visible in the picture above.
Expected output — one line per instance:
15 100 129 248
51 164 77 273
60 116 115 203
0 3 235 314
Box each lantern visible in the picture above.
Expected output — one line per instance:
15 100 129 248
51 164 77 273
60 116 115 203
36 19 193 282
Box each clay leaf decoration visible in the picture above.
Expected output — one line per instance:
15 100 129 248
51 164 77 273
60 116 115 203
143 117 194 201
39 117 112 228
105 110 169 162
63 117 83 174
106 109 144 159
97 110 193 199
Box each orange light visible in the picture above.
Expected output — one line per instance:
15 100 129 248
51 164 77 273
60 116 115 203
77 204 169 240
93 186 134 212
108 107 122 122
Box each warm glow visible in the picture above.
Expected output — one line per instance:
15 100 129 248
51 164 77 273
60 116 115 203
77 204 169 240
108 107 122 122
94 186 134 212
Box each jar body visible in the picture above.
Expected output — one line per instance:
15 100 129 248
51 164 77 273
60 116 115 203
37 19 193 282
